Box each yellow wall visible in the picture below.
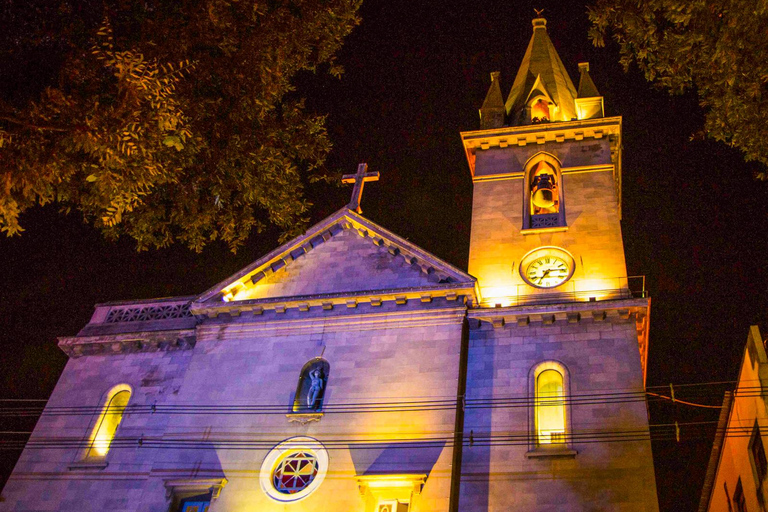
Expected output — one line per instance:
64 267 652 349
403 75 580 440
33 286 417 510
467 134 628 306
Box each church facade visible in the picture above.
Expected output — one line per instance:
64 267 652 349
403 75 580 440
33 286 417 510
1 18 658 512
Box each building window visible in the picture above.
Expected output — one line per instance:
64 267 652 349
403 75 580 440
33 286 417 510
734 477 747 512
177 492 211 512
750 422 767 488
273 451 319 495
293 358 330 412
522 153 566 231
260 437 329 503
529 361 572 451
84 384 131 460
536 369 566 444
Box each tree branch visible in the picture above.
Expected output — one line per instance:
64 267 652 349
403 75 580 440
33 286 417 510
0 114 71 132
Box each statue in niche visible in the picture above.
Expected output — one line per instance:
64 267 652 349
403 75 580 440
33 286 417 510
293 359 330 412
306 368 324 409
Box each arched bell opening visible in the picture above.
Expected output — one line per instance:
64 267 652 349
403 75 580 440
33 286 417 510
530 97 551 123
522 153 566 230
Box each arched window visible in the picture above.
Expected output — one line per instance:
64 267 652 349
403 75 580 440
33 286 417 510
530 97 550 123
522 153 566 230
529 361 572 451
84 384 131 459
536 370 566 444
292 359 330 412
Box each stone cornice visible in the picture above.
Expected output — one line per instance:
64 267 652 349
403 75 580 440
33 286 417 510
58 329 196 358
468 297 648 327
192 283 476 319
460 116 622 177
195 305 468 339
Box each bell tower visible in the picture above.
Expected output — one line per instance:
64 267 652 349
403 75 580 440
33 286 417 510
459 17 658 512
462 16 629 311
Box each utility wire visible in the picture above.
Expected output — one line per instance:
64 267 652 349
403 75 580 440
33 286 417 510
0 387 747 417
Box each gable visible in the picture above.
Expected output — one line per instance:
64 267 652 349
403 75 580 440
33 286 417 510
196 208 476 304
232 227 448 300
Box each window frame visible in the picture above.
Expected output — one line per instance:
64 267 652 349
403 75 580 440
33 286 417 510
527 361 576 457
81 383 132 462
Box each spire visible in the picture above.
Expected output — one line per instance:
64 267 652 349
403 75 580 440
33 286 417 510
505 17 578 125
479 71 505 129
577 62 601 98
575 62 605 119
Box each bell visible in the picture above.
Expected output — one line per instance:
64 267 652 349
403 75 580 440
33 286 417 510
532 187 555 208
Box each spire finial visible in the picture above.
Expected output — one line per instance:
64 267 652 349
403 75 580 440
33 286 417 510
534 8 545 17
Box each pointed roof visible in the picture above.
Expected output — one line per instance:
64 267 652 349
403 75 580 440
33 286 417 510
479 71 506 129
505 17 578 124
194 208 476 309
481 71 505 111
577 62 601 98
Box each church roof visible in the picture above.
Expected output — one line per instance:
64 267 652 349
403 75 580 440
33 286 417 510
505 17 578 123
194 207 477 308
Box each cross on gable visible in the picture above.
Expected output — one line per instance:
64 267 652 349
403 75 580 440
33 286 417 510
342 163 380 214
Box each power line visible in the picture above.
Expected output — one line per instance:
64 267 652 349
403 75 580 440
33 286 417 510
0 419 760 452
0 387 745 417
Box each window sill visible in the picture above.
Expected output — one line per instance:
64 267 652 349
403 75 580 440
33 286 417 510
520 227 568 235
68 460 109 470
525 446 577 459
286 412 323 424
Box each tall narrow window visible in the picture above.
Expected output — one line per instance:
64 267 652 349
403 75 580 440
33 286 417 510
536 369 566 445
85 386 131 459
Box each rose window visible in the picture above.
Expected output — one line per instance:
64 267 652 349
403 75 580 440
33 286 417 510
272 451 319 494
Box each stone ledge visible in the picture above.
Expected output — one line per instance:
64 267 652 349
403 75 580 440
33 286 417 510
164 478 228 500
468 297 649 330
286 413 323 424
193 285 475 319
68 460 108 471
58 329 196 358
525 447 578 459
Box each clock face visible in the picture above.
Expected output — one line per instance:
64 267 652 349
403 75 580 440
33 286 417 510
519 247 575 289
525 256 570 288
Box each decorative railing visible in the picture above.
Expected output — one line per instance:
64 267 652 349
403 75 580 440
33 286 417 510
104 302 192 323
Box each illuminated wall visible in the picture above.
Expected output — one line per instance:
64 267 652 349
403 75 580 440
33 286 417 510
466 122 628 306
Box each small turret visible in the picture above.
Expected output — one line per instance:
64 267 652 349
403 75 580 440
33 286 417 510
479 71 505 129
575 62 605 119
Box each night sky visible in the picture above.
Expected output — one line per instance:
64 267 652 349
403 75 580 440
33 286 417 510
1 1 767 510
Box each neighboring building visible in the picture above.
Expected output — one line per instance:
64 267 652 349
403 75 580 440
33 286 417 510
699 325 768 512
1 18 659 512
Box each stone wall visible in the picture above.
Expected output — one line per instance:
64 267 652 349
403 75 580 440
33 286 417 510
459 307 659 512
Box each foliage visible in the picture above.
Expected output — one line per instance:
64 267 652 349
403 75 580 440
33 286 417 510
0 0 361 251
589 0 768 179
